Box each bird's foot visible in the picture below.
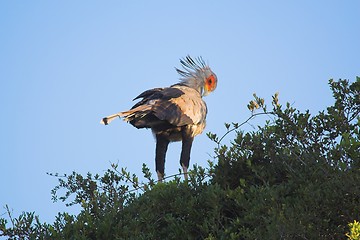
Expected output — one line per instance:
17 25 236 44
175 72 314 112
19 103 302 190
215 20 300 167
157 171 164 183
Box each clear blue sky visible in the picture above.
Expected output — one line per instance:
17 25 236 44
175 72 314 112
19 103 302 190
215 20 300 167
1 1 359 224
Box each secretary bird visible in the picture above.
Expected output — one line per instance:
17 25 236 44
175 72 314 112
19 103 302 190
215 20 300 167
100 56 217 181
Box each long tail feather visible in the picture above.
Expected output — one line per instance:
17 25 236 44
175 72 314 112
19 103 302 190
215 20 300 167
100 105 152 125
100 112 123 125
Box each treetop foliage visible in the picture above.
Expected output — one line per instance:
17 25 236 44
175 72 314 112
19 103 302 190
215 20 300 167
1 77 359 239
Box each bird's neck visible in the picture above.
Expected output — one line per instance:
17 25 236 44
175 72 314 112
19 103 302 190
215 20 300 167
178 77 204 96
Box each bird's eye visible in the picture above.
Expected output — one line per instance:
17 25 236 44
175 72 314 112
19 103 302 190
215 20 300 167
206 75 215 85
205 75 217 93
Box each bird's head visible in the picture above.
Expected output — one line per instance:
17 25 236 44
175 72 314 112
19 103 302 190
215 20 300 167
176 56 217 97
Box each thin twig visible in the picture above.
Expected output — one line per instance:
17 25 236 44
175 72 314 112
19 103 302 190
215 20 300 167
123 172 187 194
217 111 274 147
5 205 15 229
111 166 147 193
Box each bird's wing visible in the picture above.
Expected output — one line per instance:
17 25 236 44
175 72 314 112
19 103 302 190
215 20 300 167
133 88 164 101
151 85 207 126
101 86 207 128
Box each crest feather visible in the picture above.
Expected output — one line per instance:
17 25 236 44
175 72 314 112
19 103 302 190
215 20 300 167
176 55 208 77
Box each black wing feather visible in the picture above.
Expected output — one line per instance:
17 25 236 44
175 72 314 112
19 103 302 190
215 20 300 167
130 87 193 127
132 87 184 109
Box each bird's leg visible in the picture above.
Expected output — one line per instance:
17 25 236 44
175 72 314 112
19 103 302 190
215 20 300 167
155 134 170 182
180 126 194 181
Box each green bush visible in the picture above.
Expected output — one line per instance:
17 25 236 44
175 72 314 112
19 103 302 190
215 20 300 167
346 220 360 240
1 78 359 239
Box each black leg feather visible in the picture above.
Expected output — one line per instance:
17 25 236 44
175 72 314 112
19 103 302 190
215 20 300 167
180 126 194 180
155 134 170 181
